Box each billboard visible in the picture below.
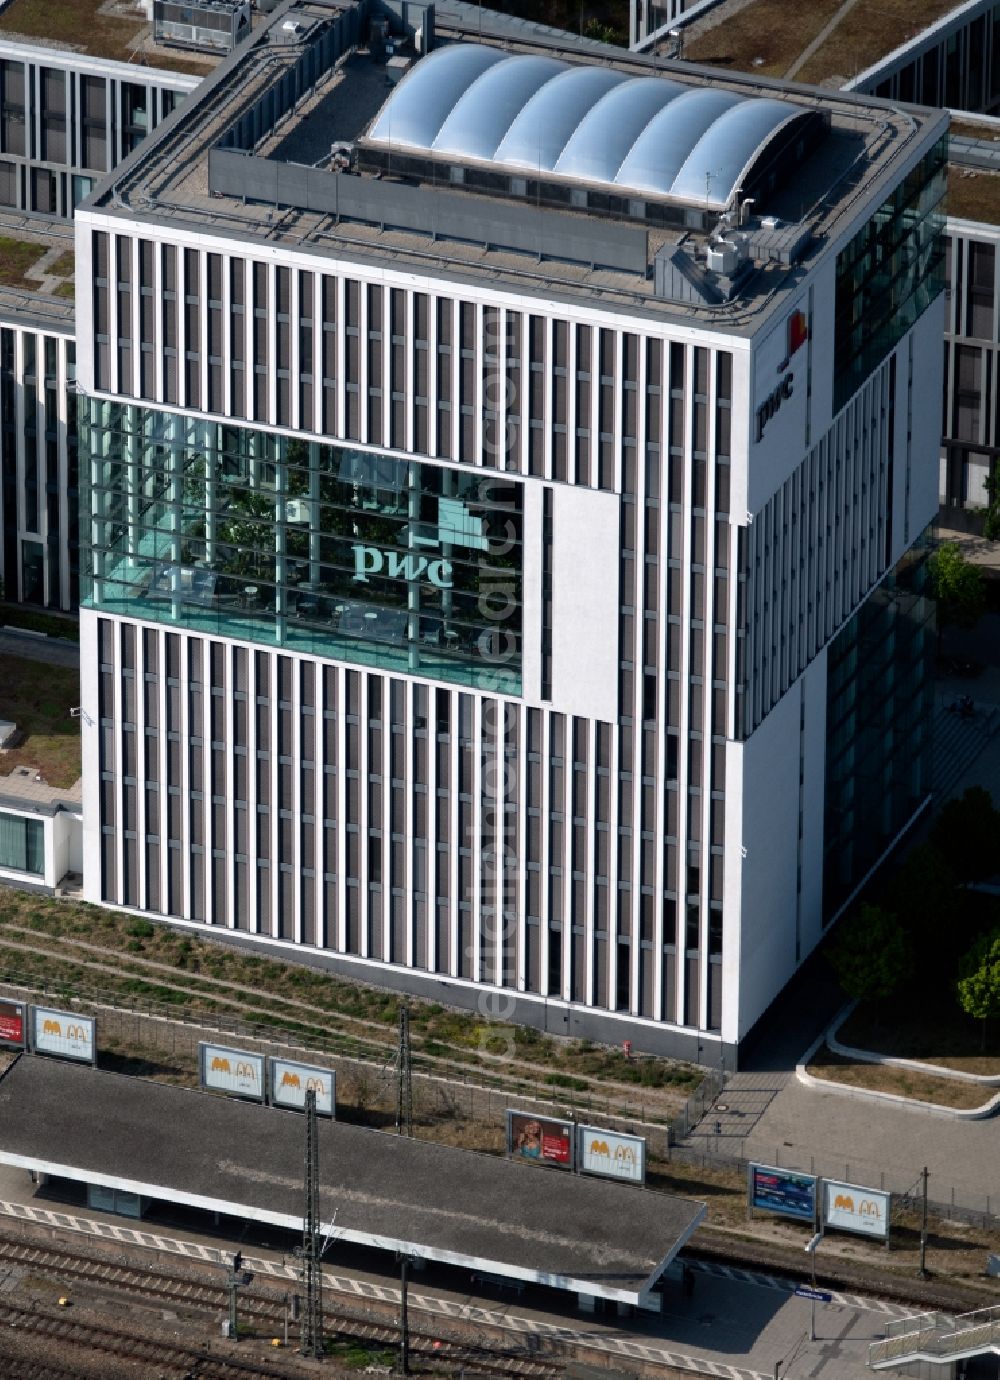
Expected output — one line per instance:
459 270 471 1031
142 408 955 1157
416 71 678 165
578 1125 645 1184
199 1043 264 1102
0 999 25 1050
749 1164 817 1222
31 1007 95 1063
822 1179 890 1240
507 1110 574 1169
269 1058 335 1117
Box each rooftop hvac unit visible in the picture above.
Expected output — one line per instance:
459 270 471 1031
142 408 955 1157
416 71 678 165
153 0 250 53
331 141 353 170
706 241 738 275
387 54 414 83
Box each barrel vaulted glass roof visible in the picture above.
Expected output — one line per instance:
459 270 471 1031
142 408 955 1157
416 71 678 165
365 43 812 209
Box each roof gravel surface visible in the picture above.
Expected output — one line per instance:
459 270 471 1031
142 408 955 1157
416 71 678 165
0 1054 703 1297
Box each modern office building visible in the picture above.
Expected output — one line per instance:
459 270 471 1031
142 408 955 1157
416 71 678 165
628 0 706 54
70 0 944 1060
630 0 1000 105
630 0 1000 520
0 290 77 610
940 138 1000 513
0 26 199 609
0 40 198 220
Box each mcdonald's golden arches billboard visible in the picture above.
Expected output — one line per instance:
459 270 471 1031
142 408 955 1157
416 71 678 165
31 1006 95 1064
269 1058 335 1116
578 1124 646 1184
198 1042 265 1102
822 1178 890 1240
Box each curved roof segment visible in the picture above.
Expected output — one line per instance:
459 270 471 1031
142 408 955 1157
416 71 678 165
366 44 505 149
365 43 811 209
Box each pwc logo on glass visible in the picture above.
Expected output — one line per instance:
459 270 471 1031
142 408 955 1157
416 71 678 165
755 307 809 443
351 497 488 589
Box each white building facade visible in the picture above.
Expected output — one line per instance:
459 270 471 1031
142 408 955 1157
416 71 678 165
72 1 945 1061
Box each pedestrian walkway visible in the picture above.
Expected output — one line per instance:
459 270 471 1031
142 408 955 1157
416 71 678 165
686 1068 999 1220
0 1163 895 1380
686 1259 917 1321
931 696 1000 801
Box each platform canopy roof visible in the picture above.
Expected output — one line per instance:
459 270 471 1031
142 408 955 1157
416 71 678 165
365 42 811 209
0 1054 705 1303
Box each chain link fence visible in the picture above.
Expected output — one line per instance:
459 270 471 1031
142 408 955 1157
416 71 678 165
0 972 681 1148
671 1114 1000 1231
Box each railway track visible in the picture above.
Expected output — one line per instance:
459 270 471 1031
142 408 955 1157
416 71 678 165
0 1233 563 1378
0 1301 305 1378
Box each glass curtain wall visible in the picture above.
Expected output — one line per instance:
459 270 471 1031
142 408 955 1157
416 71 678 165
80 401 523 693
0 813 43 874
823 533 935 919
833 140 946 414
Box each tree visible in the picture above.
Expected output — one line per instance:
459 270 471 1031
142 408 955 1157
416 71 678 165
930 787 1000 885
955 927 1000 1050
928 541 986 634
886 844 957 952
982 463 1000 541
828 903 915 1008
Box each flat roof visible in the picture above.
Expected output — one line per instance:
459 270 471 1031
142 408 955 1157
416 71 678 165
947 130 1000 226
676 0 964 87
82 0 945 335
0 766 81 815
0 228 75 315
0 1054 705 1302
0 0 220 75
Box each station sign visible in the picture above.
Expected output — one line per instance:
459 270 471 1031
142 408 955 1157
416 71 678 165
577 1124 645 1184
795 1285 832 1303
507 1110 574 1169
822 1179 890 1240
269 1058 335 1117
199 1042 264 1102
31 1006 95 1064
748 1163 817 1222
0 998 25 1050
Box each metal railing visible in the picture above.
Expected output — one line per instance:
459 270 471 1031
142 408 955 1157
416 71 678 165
870 1305 1000 1368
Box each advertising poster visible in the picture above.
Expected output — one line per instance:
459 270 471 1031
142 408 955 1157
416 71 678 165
199 1042 265 1102
269 1058 335 1116
578 1125 646 1184
822 1180 890 1240
507 1110 574 1169
749 1163 817 1222
31 1006 95 1063
0 998 25 1049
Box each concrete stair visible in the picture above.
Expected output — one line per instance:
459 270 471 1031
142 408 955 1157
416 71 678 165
869 1305 1000 1369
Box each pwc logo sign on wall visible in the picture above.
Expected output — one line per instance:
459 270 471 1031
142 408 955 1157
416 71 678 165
32 1006 95 1064
754 302 810 443
269 1058 335 1117
198 1043 265 1102
351 497 490 590
779 308 809 372
822 1179 890 1240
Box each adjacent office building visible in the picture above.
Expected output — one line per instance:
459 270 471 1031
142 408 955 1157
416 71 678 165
0 35 198 611
0 40 197 219
628 0 1000 518
71 0 944 1059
